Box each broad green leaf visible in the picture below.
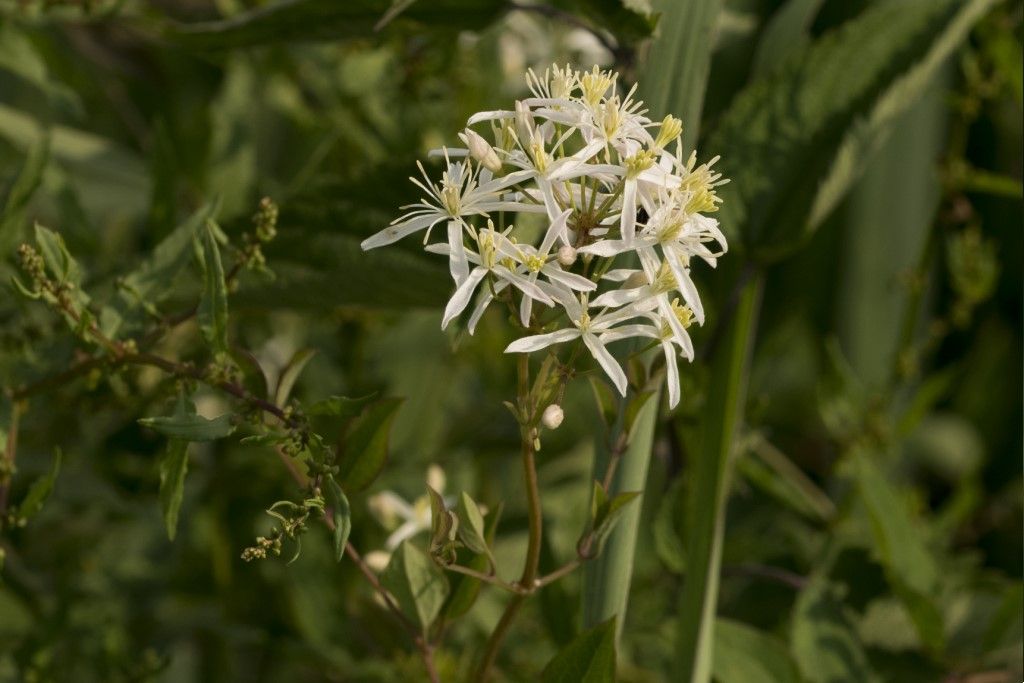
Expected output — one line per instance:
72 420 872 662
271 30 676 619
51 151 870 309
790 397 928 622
325 475 352 562
711 0 999 259
197 220 229 355
380 541 449 633
0 135 49 251
16 448 61 521
791 579 876 683
455 491 488 556
168 0 506 50
541 616 617 683
751 0 823 78
101 201 220 338
676 275 762 683
337 398 403 491
307 394 376 419
139 395 235 442
641 0 723 151
158 439 189 540
853 451 943 651
713 618 800 683
274 348 317 407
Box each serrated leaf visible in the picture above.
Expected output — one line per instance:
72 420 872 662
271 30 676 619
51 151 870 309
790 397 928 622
158 440 189 540
16 448 61 521
791 580 876 683
274 348 317 407
168 0 506 50
541 616 617 683
337 398 402 491
852 450 943 651
307 394 376 419
325 475 352 562
711 0 999 260
380 541 449 633
197 220 229 355
139 395 235 442
713 618 800 683
455 491 488 556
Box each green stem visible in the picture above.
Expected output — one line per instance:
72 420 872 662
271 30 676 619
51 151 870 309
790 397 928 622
676 271 763 683
474 354 544 681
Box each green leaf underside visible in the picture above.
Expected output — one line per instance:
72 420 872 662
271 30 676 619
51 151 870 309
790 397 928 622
325 475 352 562
197 220 229 355
139 395 235 442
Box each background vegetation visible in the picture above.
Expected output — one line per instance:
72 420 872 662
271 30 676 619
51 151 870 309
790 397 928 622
0 0 1020 681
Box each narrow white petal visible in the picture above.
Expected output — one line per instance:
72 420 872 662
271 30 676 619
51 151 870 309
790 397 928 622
361 213 443 250
577 239 632 258
621 180 637 244
663 341 680 409
591 287 641 308
665 247 705 325
541 209 572 254
542 265 596 291
505 328 581 353
442 268 487 329
497 267 554 305
583 333 628 396
467 109 514 125
447 220 469 284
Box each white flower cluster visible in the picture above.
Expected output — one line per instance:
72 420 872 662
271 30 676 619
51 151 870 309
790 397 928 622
361 65 728 408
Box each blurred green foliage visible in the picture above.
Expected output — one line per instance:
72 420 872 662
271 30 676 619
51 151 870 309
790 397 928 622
0 0 1020 682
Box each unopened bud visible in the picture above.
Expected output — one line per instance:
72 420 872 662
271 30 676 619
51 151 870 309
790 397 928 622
541 404 564 430
557 245 577 267
461 129 502 173
515 100 534 142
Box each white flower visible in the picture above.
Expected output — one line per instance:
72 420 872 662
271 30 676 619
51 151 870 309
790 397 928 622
367 465 448 553
505 290 647 395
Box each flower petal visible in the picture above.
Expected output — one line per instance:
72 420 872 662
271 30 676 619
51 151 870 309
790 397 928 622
505 328 581 353
582 332 628 396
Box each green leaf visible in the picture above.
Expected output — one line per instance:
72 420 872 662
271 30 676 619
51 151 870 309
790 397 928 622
640 0 723 151
751 0 823 78
581 482 641 559
852 451 943 651
101 201 220 338
139 395 235 442
541 616 617 683
168 0 506 50
158 439 189 541
427 485 457 565
337 398 403 491
676 275 762 683
324 475 352 562
306 394 376 419
791 579 876 683
1 134 49 251
0 103 149 222
713 618 800 683
380 541 449 633
455 491 488 556
442 502 501 620
34 223 78 284
711 0 999 259
197 220 229 355
274 348 317 407
0 24 82 116
16 448 61 521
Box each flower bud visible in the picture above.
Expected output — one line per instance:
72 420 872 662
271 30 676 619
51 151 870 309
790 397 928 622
557 245 577 267
541 404 564 430
461 129 502 173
